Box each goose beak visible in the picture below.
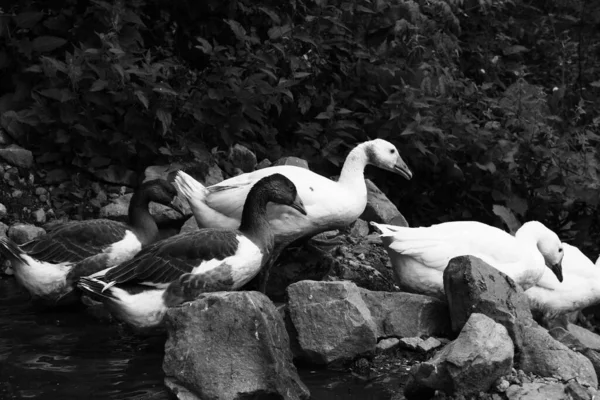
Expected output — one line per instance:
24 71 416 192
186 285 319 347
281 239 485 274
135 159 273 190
169 197 187 215
548 260 563 282
392 159 413 180
290 194 307 215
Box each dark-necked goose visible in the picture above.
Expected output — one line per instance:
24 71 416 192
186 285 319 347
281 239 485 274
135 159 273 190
77 173 306 330
0 179 185 306
173 139 412 291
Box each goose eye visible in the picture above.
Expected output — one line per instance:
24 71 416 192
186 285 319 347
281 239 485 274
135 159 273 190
559 248 563 253
390 149 395 154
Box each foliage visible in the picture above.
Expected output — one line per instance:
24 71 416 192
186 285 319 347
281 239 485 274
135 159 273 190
1 0 600 253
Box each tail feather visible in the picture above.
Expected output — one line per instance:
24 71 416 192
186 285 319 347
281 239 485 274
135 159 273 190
0 236 28 265
77 277 115 301
370 222 405 236
173 171 208 202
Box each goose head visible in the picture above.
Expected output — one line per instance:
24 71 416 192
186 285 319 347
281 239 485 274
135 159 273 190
257 173 307 215
142 179 186 215
516 221 564 282
365 139 412 180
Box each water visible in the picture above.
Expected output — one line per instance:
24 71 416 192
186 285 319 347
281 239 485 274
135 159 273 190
0 276 406 400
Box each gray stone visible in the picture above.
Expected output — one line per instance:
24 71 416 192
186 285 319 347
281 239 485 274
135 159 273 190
360 289 451 338
143 164 183 183
179 217 199 234
8 223 46 244
0 222 8 237
518 324 597 386
405 313 514 398
360 179 406 224
99 193 189 224
350 219 370 238
565 381 595 400
287 280 377 365
418 337 443 353
163 291 309 400
399 337 423 351
0 144 33 168
567 323 600 352
256 159 272 170
376 338 400 353
44 168 69 184
273 156 309 169
443 255 534 350
506 382 567 400
228 144 257 173
32 208 46 224
0 203 6 219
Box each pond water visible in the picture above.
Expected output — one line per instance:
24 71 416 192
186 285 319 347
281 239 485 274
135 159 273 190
0 276 406 400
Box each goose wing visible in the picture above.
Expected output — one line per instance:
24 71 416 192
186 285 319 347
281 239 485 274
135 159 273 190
20 219 128 263
102 229 240 287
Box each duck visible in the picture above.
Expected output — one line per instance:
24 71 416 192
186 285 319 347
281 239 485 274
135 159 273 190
371 220 564 300
525 243 600 321
77 173 306 330
173 139 412 290
0 179 185 306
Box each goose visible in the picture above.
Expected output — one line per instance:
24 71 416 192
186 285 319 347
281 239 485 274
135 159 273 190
525 243 600 320
173 139 412 290
371 220 564 300
0 179 185 306
77 173 306 330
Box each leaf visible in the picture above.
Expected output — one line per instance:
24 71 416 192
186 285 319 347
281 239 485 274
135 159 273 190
134 90 149 109
159 147 172 155
590 81 600 88
492 205 522 235
195 37 213 54
315 112 332 120
122 10 145 27
90 79 108 92
268 25 292 40
293 72 312 79
38 88 75 102
156 109 172 135
152 85 178 96
298 96 311 115
225 20 247 40
475 161 496 173
14 11 44 29
31 36 67 53
89 156 111 168
258 7 281 24
503 45 529 55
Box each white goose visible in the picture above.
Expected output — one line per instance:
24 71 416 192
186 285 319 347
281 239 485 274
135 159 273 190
174 139 412 290
371 220 564 300
525 243 600 319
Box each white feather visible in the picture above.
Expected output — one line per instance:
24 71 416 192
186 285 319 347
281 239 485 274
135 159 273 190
11 254 71 297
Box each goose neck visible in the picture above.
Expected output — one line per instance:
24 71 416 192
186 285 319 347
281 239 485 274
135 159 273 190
128 191 159 245
238 188 273 251
338 143 369 186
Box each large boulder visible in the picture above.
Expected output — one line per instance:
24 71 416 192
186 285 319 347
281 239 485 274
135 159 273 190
360 289 451 338
163 291 309 400
0 144 33 168
567 323 600 352
99 192 190 223
506 382 568 400
518 324 598 387
405 313 514 398
360 179 406 224
443 255 534 348
286 280 377 365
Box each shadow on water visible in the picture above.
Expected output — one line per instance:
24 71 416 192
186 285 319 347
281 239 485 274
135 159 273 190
0 276 405 400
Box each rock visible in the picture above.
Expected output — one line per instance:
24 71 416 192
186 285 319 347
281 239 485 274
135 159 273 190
360 179 405 224
443 255 534 350
228 144 257 173
0 222 8 237
94 166 137 187
567 323 600 352
350 219 370 238
8 223 46 244
163 291 309 400
287 280 377 365
0 144 33 168
360 289 451 338
179 217 199 234
256 158 272 170
376 338 400 353
164 379 199 400
565 381 594 400
99 193 187 224
34 187 47 196
405 313 514 398
582 348 600 382
327 261 397 293
272 156 309 169
0 203 6 219
11 189 22 198
418 337 443 353
44 168 69 184
143 164 184 183
389 214 410 227
32 208 46 224
399 337 423 351
517 324 597 386
506 382 567 400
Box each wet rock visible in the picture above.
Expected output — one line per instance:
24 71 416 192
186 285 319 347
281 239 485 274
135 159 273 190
360 289 451 338
566 381 595 400
405 313 513 399
287 280 377 365
32 208 46 224
0 144 33 168
567 323 600 352
179 217 199 234
163 291 309 400
518 324 597 386
44 168 69 184
256 158 272 170
8 223 45 244
228 144 257 173
506 382 567 400
443 255 534 350
99 193 187 224
273 156 309 169
0 203 6 219
376 338 400 353
360 179 406 224
94 166 137 187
